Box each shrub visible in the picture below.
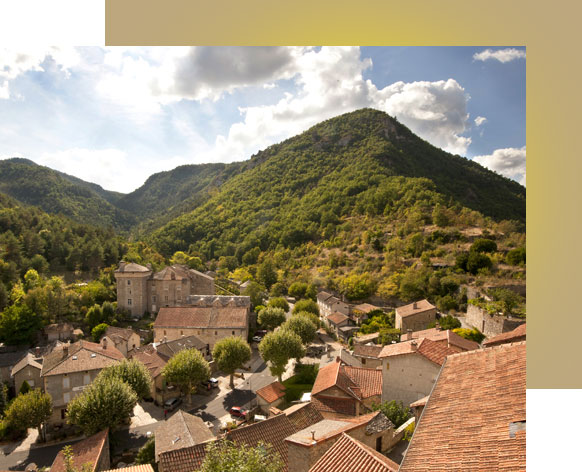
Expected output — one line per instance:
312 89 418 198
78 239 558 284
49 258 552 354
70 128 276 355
267 297 290 313
453 327 485 343
506 247 526 265
470 238 497 253
372 400 412 428
292 299 319 316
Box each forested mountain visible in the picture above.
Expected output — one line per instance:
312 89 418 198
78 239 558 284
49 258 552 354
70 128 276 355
147 109 525 257
0 158 135 230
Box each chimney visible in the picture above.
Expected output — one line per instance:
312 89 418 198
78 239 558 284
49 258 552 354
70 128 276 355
163 336 167 343
35 346 41 358
435 321 441 331
311 430 316 441
413 301 418 309
411 340 418 351
406 329 413 341
63 342 69 357
102 337 108 350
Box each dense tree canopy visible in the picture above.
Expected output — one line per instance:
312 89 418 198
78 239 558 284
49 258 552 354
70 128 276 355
259 330 305 381
212 336 252 389
162 348 211 405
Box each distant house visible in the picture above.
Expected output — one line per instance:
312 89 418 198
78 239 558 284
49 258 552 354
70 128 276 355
338 325 359 342
352 344 383 369
11 352 42 392
311 358 382 418
156 334 210 360
102 326 141 357
482 323 526 347
114 262 215 317
155 410 214 462
309 432 399 472
41 340 124 427
351 303 381 323
153 296 250 348
394 299 436 333
285 411 397 472
50 429 110 472
325 312 355 340
317 292 350 318
379 338 458 406
43 323 76 343
256 381 286 413
400 342 526 472
0 349 28 387
400 327 481 352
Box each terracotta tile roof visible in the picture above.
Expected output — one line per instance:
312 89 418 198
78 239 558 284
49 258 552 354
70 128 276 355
11 352 41 376
327 312 349 326
226 413 297 469
285 411 382 446
396 299 436 318
41 341 124 377
483 323 526 347
156 335 208 358
400 342 526 472
284 402 324 430
352 303 381 314
103 466 154 472
401 328 480 351
309 432 399 472
353 344 383 358
154 306 248 329
312 360 358 399
311 395 357 416
155 410 214 460
51 429 109 472
256 381 286 403
115 262 150 273
130 346 167 379
379 338 457 366
104 326 136 342
158 442 208 472
410 395 429 408
343 366 382 398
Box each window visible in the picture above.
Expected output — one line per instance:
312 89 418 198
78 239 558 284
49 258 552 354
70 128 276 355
215 331 218 336
63 377 70 389
129 289 132 295
128 299 132 306
164 296 168 302
232 331 235 335
83 374 91 385
61 409 67 419
361 358 366 365
28 380 35 387
153 296 157 303
181 330 183 335
164 330 167 335
63 392 71 403
127 280 131 286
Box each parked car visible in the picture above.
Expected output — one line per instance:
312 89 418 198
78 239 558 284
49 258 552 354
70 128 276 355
229 406 249 418
201 378 219 389
252 335 263 343
164 397 182 412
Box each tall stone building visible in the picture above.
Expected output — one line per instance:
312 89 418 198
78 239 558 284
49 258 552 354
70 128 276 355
115 262 215 317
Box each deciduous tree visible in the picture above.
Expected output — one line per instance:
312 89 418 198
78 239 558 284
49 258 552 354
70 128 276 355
5 389 52 441
97 359 153 399
200 440 283 472
162 348 211 405
282 314 317 344
212 336 252 389
257 307 286 331
259 330 304 381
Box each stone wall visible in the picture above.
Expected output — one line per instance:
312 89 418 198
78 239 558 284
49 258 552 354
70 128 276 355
466 304 525 338
381 354 440 406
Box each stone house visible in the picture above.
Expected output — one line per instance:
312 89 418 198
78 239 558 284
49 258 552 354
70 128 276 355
101 326 141 358
50 429 110 472
41 340 124 427
256 381 286 413
11 352 42 392
317 292 350 318
325 312 355 339
155 410 214 462
153 296 250 348
399 342 526 471
311 358 382 418
394 299 436 333
309 432 399 472
482 323 526 347
352 344 383 369
156 334 211 360
379 338 458 406
114 262 215 317
351 303 381 324
43 323 76 343
285 411 397 472
0 349 28 387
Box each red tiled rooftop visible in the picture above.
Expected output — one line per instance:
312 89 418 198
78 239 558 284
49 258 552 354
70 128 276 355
309 432 398 472
256 381 286 403
51 429 109 472
379 338 458 366
343 365 382 398
396 299 436 318
483 323 526 347
400 342 526 472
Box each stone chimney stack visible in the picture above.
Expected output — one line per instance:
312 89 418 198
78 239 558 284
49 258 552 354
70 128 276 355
411 340 418 351
407 329 413 341
435 321 441 330
102 337 108 350
35 346 41 358
413 301 418 310
63 342 69 357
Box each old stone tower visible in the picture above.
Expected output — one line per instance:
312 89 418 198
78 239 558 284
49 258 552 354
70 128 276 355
114 262 215 317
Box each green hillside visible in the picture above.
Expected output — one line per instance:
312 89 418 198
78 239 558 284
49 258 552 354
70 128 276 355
148 109 525 258
0 158 135 230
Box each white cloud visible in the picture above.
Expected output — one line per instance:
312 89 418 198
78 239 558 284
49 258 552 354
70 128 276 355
474 116 487 126
0 47 80 99
473 48 526 63
473 146 526 185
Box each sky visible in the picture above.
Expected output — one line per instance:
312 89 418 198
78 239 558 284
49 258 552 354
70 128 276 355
0 46 526 193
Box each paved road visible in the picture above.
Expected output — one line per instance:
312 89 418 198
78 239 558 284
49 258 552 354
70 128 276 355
0 438 84 470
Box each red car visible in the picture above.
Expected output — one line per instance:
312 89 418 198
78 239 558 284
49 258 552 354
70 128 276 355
229 406 249 418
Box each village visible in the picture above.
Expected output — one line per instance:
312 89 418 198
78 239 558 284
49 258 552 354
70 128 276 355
0 261 526 472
